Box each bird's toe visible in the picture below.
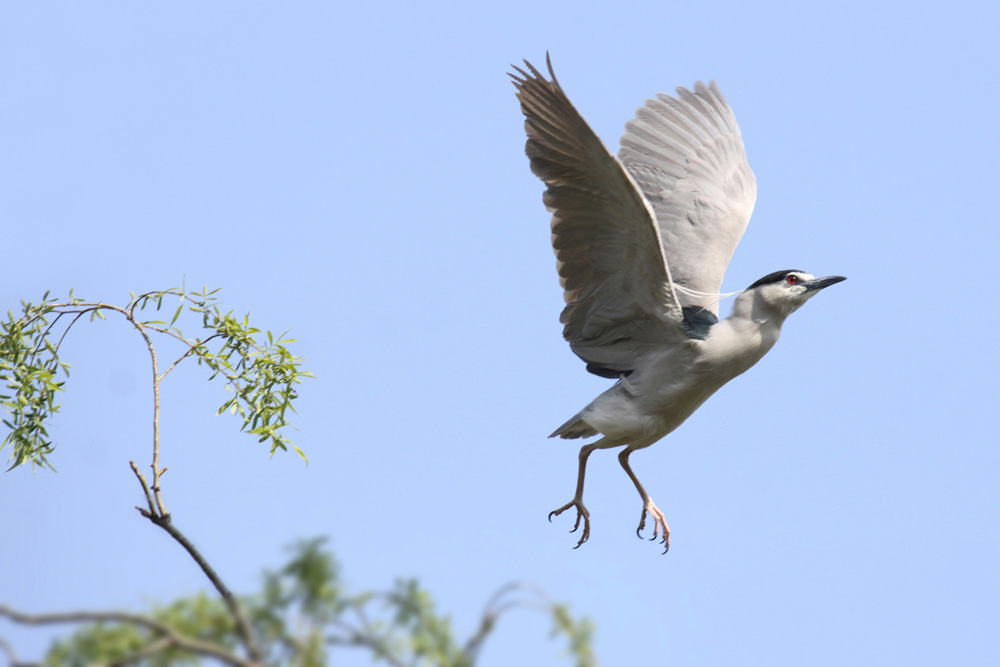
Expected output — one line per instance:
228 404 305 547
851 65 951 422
636 501 671 554
549 499 591 548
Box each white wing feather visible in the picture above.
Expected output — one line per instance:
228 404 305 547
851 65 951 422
619 81 757 315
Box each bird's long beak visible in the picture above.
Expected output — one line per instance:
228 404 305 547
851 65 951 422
803 275 847 292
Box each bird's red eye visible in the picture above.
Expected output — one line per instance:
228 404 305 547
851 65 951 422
786 275 799 285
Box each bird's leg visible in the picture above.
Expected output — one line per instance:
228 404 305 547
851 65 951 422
618 447 670 553
549 440 606 548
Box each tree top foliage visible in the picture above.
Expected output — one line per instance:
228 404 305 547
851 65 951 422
0 286 314 471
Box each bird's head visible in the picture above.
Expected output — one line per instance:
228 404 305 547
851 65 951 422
744 270 846 317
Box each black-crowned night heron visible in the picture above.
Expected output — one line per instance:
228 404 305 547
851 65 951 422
511 55 845 552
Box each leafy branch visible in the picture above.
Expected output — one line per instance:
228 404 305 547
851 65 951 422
0 287 313 472
1 286 315 664
1 286 599 666
1 539 597 667
0 291 76 471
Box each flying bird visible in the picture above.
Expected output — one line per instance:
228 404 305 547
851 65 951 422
510 55 845 552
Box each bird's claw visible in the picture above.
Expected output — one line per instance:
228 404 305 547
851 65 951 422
549 499 591 548
636 501 670 554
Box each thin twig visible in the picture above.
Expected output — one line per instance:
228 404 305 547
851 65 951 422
51 310 91 357
140 324 189 345
326 631 408 667
129 460 156 516
158 333 225 382
127 290 183 322
0 605 250 667
464 583 552 660
137 323 167 517
340 600 409 667
30 311 65 358
41 302 114 312
103 635 171 667
101 307 168 517
45 302 167 516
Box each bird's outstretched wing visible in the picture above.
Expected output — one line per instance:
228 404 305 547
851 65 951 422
618 81 757 316
511 56 685 378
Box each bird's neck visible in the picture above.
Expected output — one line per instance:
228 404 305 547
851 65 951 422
727 290 791 328
717 291 788 358
699 293 783 379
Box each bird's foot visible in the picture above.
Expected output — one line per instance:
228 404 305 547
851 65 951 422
636 499 670 554
548 499 591 548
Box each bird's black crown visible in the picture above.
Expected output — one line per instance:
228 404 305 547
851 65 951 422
745 270 804 291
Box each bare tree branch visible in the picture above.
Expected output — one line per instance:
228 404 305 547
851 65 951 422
129 460 157 516
124 313 167 518
134 509 262 663
0 605 251 667
464 582 554 661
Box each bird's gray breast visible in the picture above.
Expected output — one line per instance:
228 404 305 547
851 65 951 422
695 316 780 381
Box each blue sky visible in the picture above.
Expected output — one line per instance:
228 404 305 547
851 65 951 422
2 1 999 665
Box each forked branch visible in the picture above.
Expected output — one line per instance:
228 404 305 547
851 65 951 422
1 288 315 665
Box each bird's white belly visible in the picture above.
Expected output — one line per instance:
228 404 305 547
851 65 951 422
583 375 723 446
581 323 778 447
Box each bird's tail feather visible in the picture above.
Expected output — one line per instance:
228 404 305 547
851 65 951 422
549 412 599 439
